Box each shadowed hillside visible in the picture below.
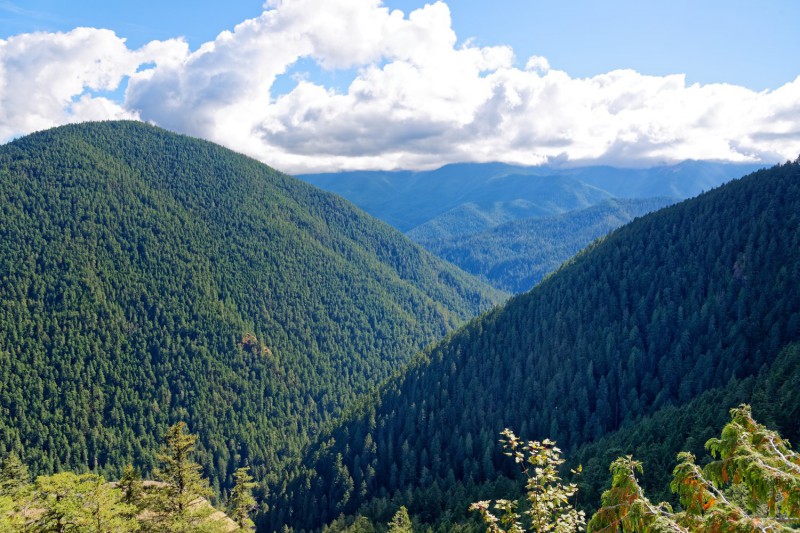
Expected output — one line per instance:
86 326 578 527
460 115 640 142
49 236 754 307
268 159 800 531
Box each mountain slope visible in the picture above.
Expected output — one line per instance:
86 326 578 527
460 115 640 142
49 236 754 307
268 160 800 530
416 197 676 293
401 173 615 239
299 163 539 232
0 121 503 491
569 160 765 199
575 341 800 512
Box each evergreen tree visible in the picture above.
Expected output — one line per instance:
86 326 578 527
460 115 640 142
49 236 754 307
118 464 144 519
229 466 257 530
588 405 800 532
387 505 413 533
0 452 33 532
80 474 138 533
146 422 222 532
0 453 29 498
34 472 135 533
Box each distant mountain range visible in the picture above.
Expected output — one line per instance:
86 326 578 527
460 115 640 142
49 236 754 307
298 161 763 234
300 161 762 292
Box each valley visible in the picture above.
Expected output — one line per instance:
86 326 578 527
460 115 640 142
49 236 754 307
0 122 797 532
2 2 799 531
300 161 763 293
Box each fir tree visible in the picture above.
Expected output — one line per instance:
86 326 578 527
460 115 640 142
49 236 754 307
229 466 257 530
387 506 413 533
588 405 800 532
146 422 223 532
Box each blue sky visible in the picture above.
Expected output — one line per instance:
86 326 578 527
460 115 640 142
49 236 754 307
1 1 799 172
3 0 797 90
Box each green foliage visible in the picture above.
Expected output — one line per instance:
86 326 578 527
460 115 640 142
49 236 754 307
0 422 238 532
0 452 33 531
575 341 800 512
145 422 219 531
118 465 144 513
388 506 413 533
588 405 800 532
267 159 800 531
0 121 501 495
471 430 585 533
322 513 377 533
703 406 800 518
0 453 29 498
229 467 257 530
33 471 136 532
417 198 675 293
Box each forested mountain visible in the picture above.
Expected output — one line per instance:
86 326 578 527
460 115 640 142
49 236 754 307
398 174 614 239
415 197 676 293
267 159 800 531
0 122 503 495
298 161 761 235
570 160 765 199
575 341 800 513
299 163 537 232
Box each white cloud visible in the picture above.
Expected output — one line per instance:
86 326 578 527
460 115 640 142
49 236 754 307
1 0 799 172
0 27 186 140
525 55 550 74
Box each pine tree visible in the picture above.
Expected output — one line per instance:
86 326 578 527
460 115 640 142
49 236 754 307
0 453 29 498
387 505 413 533
229 466 257 530
81 474 138 533
0 452 33 532
34 472 136 533
146 422 224 532
118 464 144 520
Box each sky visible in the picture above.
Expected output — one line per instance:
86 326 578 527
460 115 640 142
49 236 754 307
1 0 799 173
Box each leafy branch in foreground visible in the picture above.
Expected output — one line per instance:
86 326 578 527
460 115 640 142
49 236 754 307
470 429 586 533
588 404 800 532
0 422 251 531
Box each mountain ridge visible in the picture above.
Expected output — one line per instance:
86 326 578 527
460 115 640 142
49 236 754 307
412 197 676 292
0 121 503 493
267 159 800 531
298 160 764 234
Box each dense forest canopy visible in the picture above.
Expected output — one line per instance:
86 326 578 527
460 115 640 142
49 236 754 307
267 159 800 531
0 121 502 496
417 197 676 293
1 121 796 532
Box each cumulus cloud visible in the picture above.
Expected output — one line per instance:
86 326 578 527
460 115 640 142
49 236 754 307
1 0 799 172
0 27 186 139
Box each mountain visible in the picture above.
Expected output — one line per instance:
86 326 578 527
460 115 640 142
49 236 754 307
566 160 766 199
0 121 503 492
414 197 676 293
299 163 541 232
268 159 800 531
403 175 617 242
575 341 800 512
298 161 762 235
